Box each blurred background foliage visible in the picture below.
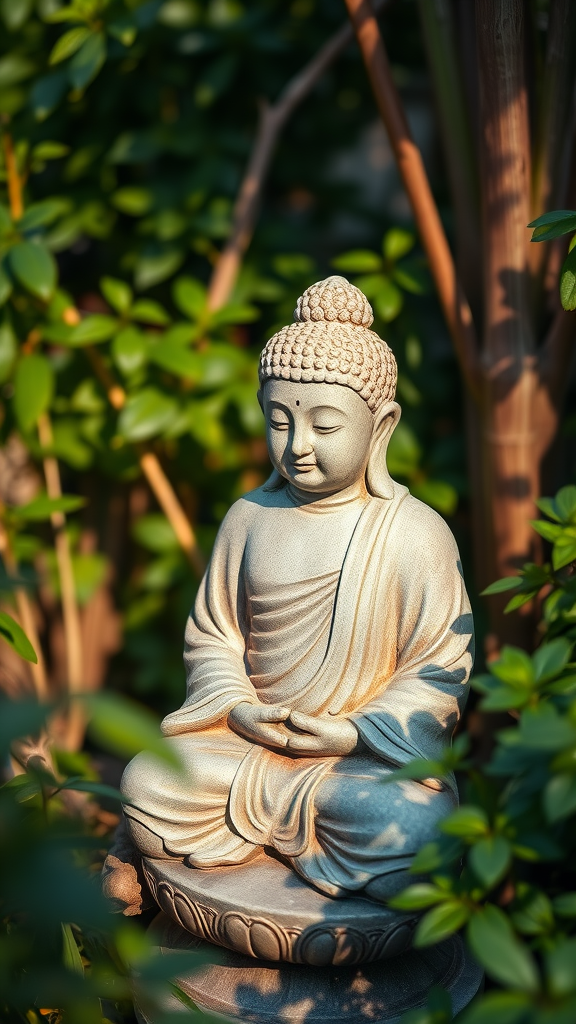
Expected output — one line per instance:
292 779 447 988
0 0 464 720
1 0 575 1022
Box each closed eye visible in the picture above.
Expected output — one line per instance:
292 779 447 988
313 425 342 433
270 420 290 430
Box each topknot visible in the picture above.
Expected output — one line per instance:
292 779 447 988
259 276 397 412
294 276 373 327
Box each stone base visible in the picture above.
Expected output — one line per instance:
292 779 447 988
141 854 418 966
134 913 483 1024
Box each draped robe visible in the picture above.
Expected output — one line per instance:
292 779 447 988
122 483 473 898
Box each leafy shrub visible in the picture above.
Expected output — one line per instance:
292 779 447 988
391 487 576 1024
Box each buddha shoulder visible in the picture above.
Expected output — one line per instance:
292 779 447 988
389 493 460 567
215 486 276 546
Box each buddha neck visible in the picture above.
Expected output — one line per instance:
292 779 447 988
285 478 369 513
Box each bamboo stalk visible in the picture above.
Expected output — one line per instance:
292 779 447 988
84 347 206 576
343 0 481 402
207 0 391 311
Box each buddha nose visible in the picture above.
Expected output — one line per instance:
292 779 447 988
291 424 314 457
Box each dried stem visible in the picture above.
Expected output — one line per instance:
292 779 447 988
37 413 86 748
37 413 83 695
207 0 390 311
1 127 23 221
343 0 481 403
84 347 206 576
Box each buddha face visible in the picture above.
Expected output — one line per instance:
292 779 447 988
261 380 374 496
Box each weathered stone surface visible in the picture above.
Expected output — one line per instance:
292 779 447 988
134 912 483 1024
142 853 417 966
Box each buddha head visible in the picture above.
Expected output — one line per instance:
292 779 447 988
258 276 400 498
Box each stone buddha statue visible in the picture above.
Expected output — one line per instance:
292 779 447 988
120 276 474 917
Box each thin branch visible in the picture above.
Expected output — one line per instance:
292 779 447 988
1 127 23 220
207 0 390 312
84 347 206 577
343 0 481 403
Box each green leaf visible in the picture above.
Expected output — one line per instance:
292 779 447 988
561 249 576 310
117 387 178 442
101 276 132 315
148 340 202 380
331 250 382 273
61 922 84 976
1 0 34 31
553 893 576 917
528 209 576 242
130 299 170 325
112 326 148 376
458 992 532 1024
68 32 106 92
132 514 179 554
511 887 554 936
490 646 535 689
0 611 37 663
504 591 537 614
0 698 50 754
388 884 450 911
67 315 118 346
392 260 429 295
552 534 576 570
413 900 470 947
533 638 572 683
107 16 138 46
18 198 71 232
0 53 35 87
545 939 576 997
544 773 576 823
59 778 127 803
469 836 511 889
467 906 540 992
172 276 207 319
382 758 445 783
530 519 562 542
519 704 576 751
209 302 259 326
383 228 414 262
9 242 57 301
111 187 154 216
554 485 576 521
31 141 70 161
440 805 489 839
481 576 522 596
134 248 184 289
13 354 54 431
12 494 86 521
374 275 403 322
49 26 91 65
535 496 562 522
30 71 68 120
0 318 17 381
83 693 181 767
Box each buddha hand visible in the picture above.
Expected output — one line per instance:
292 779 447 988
228 701 291 749
286 711 362 757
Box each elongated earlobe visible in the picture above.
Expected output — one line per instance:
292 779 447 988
366 401 401 499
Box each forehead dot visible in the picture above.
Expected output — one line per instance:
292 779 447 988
296 400 300 406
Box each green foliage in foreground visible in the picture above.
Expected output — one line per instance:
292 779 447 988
390 492 576 1024
0 691 218 1024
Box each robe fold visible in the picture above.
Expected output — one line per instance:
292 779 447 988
122 484 473 898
